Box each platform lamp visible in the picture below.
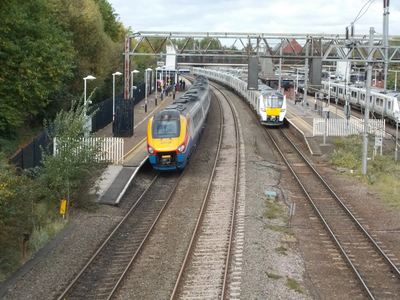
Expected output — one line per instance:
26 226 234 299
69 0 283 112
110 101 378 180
131 70 140 100
112 71 122 134
83 75 96 138
144 68 152 113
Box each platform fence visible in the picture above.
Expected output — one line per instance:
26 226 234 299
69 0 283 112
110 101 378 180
313 118 385 137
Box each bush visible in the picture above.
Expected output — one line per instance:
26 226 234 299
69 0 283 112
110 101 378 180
0 153 36 280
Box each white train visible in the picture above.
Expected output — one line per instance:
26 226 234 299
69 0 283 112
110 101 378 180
321 80 400 125
193 67 287 126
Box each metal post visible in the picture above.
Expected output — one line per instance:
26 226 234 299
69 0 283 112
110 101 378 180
278 42 282 92
362 27 374 174
303 41 309 116
112 74 115 132
396 120 399 162
112 71 122 134
155 68 158 106
383 0 389 91
144 70 148 113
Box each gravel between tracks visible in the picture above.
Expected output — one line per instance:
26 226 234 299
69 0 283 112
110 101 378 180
2 86 400 299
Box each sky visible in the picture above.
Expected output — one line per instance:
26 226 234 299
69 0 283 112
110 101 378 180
108 0 400 39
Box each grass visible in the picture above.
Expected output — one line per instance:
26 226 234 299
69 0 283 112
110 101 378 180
286 277 303 293
264 198 286 220
266 272 282 279
329 135 400 210
275 245 288 255
27 219 68 257
266 224 293 236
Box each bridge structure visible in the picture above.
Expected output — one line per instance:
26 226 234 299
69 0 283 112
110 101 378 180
123 31 400 99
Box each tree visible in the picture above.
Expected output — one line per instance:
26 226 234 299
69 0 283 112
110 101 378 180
37 99 107 210
0 0 75 134
93 0 123 42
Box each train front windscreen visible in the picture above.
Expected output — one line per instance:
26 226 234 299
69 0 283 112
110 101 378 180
152 118 181 139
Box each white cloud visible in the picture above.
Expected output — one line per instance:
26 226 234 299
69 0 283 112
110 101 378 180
109 0 400 36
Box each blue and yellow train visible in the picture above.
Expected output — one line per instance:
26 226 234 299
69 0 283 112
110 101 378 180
147 75 211 170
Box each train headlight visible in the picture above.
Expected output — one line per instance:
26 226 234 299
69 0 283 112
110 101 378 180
148 145 155 154
260 108 265 113
178 143 186 153
281 108 286 112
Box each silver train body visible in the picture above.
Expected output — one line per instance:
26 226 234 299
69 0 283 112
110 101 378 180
193 68 287 126
321 80 400 125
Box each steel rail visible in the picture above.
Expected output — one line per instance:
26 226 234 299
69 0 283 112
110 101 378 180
169 86 225 299
106 169 187 300
57 173 160 300
279 129 400 279
265 128 375 299
217 85 241 300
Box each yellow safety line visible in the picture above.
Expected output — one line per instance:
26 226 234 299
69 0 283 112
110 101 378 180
287 109 313 129
124 137 147 158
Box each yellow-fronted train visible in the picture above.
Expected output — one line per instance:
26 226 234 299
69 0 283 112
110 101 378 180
147 75 211 170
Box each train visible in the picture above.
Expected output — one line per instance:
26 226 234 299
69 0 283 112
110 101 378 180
147 75 211 170
193 67 287 126
320 80 400 125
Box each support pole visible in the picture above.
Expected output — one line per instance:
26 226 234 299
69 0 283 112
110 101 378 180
303 41 309 116
362 27 374 175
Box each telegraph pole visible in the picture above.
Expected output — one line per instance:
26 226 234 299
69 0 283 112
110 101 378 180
362 27 374 174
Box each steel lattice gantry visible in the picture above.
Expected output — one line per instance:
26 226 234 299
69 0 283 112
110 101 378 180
123 31 400 98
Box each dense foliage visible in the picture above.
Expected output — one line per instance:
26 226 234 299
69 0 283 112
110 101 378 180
0 0 75 134
0 0 127 138
0 0 124 282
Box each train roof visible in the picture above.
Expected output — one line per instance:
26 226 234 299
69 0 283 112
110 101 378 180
162 75 209 117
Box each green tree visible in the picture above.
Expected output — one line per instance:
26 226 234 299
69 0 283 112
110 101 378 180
37 99 107 210
0 0 75 134
93 0 123 42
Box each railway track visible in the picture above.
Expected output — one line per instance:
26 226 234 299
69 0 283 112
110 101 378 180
57 171 184 300
265 127 400 299
170 84 242 299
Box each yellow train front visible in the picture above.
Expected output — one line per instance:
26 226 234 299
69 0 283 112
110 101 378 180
147 75 211 170
147 110 190 170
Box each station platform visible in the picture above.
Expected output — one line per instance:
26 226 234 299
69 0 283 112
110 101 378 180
285 95 338 156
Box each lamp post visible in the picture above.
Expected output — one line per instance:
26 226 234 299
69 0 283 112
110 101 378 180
83 75 96 138
131 70 140 100
112 72 122 133
144 68 152 113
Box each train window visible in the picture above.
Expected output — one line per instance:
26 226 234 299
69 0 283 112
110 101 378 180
361 93 365 100
333 87 337 93
339 88 343 94
377 98 383 107
152 118 181 138
388 101 391 110
263 95 283 108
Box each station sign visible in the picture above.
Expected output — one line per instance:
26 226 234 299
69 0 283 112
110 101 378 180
157 61 165 66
